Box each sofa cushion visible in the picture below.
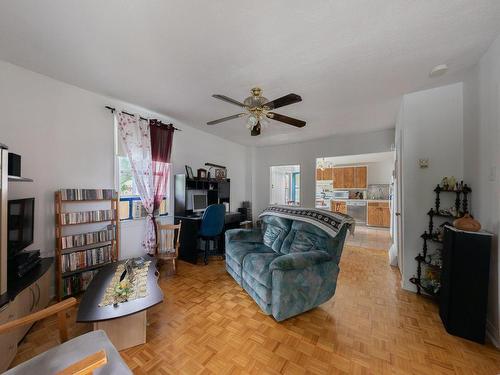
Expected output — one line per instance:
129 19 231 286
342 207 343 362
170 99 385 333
242 252 280 289
225 242 275 284
242 252 280 304
261 215 292 252
5 330 131 375
280 221 330 255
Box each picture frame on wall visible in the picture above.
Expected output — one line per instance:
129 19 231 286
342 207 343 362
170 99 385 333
185 165 194 179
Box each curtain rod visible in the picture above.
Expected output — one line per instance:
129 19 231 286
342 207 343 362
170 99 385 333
105 106 181 131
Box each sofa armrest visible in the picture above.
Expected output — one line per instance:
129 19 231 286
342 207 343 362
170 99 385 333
225 228 263 243
269 251 333 271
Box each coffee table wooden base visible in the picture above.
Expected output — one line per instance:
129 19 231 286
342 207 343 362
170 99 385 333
93 310 146 351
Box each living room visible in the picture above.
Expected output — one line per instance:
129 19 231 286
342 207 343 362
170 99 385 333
1 1 500 374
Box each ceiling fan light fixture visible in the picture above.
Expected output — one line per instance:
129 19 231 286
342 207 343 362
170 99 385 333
246 114 258 129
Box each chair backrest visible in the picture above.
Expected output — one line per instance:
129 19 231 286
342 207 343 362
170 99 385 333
156 222 182 257
199 204 226 237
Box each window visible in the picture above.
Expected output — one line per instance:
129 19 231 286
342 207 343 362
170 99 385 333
118 156 169 220
270 165 301 206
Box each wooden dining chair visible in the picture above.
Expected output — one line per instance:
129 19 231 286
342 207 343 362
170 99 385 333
155 221 182 274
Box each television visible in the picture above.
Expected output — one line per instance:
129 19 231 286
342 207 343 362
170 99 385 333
192 194 207 213
8 198 34 256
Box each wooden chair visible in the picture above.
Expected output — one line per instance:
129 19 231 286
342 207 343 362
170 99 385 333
0 297 131 374
155 221 182 274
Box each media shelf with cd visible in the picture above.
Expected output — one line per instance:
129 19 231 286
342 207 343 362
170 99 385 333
54 189 119 300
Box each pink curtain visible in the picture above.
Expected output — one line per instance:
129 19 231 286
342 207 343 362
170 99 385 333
149 120 174 214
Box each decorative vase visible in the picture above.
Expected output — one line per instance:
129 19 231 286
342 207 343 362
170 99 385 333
453 214 481 232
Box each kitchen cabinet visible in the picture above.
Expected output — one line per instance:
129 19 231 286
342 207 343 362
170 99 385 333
333 168 344 188
343 167 355 188
331 200 347 214
367 201 390 227
332 166 367 189
323 167 333 180
354 166 367 188
316 168 323 181
316 168 333 181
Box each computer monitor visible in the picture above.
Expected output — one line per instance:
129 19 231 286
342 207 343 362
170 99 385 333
192 194 207 213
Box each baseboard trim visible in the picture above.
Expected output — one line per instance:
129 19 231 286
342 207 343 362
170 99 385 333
486 319 500 348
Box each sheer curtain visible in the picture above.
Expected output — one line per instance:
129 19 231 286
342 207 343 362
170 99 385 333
116 113 155 253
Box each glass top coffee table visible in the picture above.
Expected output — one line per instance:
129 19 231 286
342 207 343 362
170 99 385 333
77 257 163 351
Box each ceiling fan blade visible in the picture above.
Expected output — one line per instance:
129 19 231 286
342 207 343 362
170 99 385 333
268 112 306 128
251 122 261 136
207 113 246 125
263 93 302 110
212 94 246 108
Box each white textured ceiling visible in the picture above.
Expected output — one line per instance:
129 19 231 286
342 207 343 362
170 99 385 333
1 1 500 146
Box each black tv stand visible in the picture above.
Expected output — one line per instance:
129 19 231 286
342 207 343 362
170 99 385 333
0 257 54 308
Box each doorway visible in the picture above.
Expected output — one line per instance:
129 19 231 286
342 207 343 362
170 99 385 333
270 165 300 206
315 152 396 252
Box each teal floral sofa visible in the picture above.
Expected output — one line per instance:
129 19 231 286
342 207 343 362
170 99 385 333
225 206 353 321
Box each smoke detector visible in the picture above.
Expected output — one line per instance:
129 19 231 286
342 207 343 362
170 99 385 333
429 64 448 78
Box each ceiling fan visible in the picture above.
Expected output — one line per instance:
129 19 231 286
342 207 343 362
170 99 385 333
207 87 306 136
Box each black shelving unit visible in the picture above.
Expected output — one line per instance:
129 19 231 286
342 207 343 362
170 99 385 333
174 174 230 215
410 183 471 297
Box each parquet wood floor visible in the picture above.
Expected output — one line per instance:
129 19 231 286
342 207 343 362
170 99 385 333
11 245 500 374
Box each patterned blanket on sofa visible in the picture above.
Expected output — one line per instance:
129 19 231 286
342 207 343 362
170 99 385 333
259 206 355 238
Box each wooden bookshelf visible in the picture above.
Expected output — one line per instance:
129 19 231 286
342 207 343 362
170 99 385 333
54 189 120 300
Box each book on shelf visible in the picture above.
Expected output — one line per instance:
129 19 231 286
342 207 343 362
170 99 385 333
62 269 99 297
61 244 114 273
60 209 114 225
61 227 115 249
59 188 116 201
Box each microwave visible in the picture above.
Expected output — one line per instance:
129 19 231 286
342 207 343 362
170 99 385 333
332 191 349 199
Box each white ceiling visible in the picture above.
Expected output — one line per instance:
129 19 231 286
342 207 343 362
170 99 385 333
1 1 500 147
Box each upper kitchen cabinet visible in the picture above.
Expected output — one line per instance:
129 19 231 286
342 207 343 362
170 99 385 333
343 167 355 188
354 166 367 188
316 167 333 181
333 166 367 189
323 167 333 180
333 167 344 188
316 168 323 181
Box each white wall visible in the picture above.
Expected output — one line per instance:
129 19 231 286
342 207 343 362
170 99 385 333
462 34 500 346
397 83 464 293
367 160 393 185
251 129 395 216
0 60 250 263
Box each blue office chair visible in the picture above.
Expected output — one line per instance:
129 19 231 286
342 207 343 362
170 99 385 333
199 204 226 265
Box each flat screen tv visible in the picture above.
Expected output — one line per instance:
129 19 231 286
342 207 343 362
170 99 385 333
8 198 34 256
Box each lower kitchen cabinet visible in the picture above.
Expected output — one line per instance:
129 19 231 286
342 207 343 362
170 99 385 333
367 201 390 227
331 200 347 214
